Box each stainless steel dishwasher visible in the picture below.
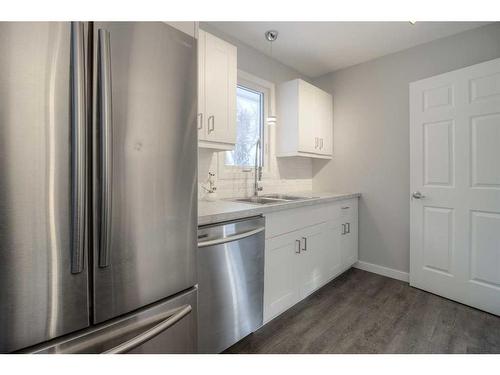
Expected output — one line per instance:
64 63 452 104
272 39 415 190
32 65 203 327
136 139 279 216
197 216 265 354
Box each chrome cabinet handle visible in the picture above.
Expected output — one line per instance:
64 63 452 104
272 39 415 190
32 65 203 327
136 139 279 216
412 191 425 199
315 137 318 149
70 22 86 274
98 28 113 268
346 222 350 234
295 239 301 254
104 305 192 354
301 237 307 251
208 115 215 133
341 224 346 235
197 113 203 130
341 206 350 210
320 138 323 149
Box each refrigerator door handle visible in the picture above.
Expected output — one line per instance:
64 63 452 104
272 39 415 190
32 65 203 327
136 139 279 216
103 304 192 354
70 22 87 274
98 29 113 268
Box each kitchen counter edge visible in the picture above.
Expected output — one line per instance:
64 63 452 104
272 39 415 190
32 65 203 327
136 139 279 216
198 192 361 227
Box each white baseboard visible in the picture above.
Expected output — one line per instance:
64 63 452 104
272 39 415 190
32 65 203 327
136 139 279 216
354 261 409 283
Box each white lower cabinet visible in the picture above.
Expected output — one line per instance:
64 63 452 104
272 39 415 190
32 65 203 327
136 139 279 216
263 198 358 323
340 199 358 271
324 219 342 281
264 231 302 321
299 223 328 298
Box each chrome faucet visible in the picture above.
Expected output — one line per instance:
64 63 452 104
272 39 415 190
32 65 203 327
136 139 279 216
254 139 263 197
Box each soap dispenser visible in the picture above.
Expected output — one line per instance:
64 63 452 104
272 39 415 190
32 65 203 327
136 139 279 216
202 171 217 202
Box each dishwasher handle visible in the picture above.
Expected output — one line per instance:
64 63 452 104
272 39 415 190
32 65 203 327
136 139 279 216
198 226 265 248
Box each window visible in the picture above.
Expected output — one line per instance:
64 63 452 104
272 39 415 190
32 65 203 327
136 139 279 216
218 70 276 179
225 85 264 168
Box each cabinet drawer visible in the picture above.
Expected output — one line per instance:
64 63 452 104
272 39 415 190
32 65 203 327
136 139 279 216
339 198 357 221
264 201 348 238
264 204 329 238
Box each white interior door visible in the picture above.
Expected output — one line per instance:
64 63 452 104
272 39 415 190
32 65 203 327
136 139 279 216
410 58 500 316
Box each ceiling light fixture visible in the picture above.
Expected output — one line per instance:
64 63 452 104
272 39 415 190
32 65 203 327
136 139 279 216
265 30 278 125
409 21 416 25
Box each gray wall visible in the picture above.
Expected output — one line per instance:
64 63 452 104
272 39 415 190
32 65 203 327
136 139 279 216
201 22 311 84
312 22 500 273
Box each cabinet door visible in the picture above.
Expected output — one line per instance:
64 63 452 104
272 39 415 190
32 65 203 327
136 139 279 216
324 219 342 281
197 30 206 141
298 224 327 298
317 89 333 155
340 200 359 270
264 230 301 323
204 32 236 145
298 80 318 153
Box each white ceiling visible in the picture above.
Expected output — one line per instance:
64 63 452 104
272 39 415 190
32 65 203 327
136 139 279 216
207 22 490 77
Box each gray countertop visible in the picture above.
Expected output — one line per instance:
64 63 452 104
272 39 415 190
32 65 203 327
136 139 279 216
198 191 360 226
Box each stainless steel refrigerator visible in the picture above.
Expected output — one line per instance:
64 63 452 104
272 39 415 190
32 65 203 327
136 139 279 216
0 22 197 353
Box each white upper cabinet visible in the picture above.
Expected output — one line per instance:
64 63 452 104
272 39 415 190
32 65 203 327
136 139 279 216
316 87 333 155
198 30 237 150
277 79 333 159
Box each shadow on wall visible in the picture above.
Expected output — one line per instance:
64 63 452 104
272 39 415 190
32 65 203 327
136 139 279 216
311 158 330 180
276 156 313 180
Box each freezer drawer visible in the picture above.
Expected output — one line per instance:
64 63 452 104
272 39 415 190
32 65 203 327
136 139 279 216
197 217 265 353
23 287 197 354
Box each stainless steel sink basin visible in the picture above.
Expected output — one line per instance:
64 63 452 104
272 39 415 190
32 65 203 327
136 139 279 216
233 197 287 205
261 194 313 201
231 194 319 205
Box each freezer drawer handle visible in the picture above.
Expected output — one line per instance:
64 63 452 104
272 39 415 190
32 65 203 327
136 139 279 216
70 22 87 274
97 28 113 268
103 304 192 354
198 226 265 248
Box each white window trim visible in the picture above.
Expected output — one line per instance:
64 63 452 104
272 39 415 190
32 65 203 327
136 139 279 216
218 70 278 180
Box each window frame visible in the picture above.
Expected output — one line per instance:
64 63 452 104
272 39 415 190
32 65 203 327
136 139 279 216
224 84 265 170
217 70 277 180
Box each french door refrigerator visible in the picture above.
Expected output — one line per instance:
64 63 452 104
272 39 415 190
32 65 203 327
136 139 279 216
0 22 197 353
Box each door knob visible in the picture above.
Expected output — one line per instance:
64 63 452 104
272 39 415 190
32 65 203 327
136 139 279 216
412 191 425 199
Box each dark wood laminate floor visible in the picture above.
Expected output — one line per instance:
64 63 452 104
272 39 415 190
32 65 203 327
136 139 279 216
224 268 500 354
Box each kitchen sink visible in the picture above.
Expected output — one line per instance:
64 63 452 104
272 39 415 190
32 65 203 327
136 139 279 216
261 194 315 201
233 197 288 205
231 194 319 205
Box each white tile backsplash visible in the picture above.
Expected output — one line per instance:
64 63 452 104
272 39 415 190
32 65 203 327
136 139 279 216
198 149 312 199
